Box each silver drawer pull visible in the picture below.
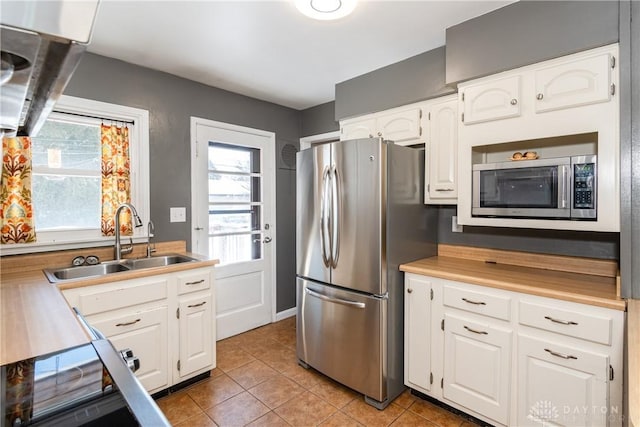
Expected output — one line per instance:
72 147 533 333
462 297 486 306
188 301 207 308
116 318 141 327
464 325 488 335
185 279 205 286
544 316 578 326
545 348 578 360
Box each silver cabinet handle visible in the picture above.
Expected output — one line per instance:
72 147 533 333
194 227 204 231
305 288 365 309
544 316 578 326
116 318 141 327
462 297 486 306
377 132 382 137
510 98 518 105
464 325 488 335
545 348 577 360
188 301 207 308
185 279 205 286
536 93 544 100
407 288 413 294
435 188 455 192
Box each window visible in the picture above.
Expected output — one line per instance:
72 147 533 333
207 142 262 264
1 96 149 255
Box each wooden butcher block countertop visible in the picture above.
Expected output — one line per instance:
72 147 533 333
0 241 217 366
400 245 625 311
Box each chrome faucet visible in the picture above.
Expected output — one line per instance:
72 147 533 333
114 203 143 260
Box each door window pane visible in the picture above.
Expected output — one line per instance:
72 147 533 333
208 234 261 264
209 205 260 234
208 143 260 173
208 173 260 204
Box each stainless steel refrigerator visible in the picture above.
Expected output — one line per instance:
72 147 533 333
296 137 437 409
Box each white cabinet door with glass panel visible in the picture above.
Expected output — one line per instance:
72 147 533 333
191 118 276 339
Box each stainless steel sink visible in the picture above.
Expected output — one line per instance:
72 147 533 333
44 254 199 283
44 262 131 282
123 254 197 270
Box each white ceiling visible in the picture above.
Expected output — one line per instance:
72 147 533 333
88 0 514 110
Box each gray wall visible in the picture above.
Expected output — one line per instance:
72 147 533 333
300 101 338 137
335 46 455 121
65 53 300 312
438 207 619 260
445 1 620 84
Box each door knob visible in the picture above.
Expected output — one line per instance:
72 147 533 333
263 237 272 244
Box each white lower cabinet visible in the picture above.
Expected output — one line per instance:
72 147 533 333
63 266 216 394
404 273 624 427
177 292 214 379
443 313 512 425
404 275 433 393
91 306 169 392
517 334 609 427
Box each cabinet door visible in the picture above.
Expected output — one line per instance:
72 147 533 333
517 334 609 427
91 306 169 393
534 52 612 113
443 313 512 425
427 99 458 203
178 293 214 378
462 75 521 125
341 118 376 141
376 107 422 145
404 275 432 393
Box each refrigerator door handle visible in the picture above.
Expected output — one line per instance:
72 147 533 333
330 165 340 268
305 287 365 309
320 166 331 267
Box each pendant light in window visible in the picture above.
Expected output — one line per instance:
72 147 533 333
295 0 357 20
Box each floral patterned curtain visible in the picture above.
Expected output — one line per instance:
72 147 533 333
101 124 132 236
1 137 36 244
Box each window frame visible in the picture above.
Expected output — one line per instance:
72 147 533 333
0 95 150 255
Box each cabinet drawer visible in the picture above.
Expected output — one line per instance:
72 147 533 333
177 270 211 295
443 284 512 321
519 300 612 345
78 278 168 315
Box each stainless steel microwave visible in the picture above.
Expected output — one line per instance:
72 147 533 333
472 155 597 220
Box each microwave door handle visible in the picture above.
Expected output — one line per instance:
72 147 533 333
559 165 570 209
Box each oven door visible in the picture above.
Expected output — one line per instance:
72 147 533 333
472 159 570 218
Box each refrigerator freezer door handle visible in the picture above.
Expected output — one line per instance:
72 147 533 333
320 166 331 267
330 165 340 268
305 287 365 309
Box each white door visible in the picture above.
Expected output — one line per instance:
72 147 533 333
191 118 276 340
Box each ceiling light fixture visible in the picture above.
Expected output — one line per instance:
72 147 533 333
295 0 357 21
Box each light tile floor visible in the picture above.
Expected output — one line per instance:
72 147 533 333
157 317 480 426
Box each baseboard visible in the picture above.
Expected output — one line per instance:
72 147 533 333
275 307 296 321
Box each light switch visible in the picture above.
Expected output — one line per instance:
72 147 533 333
170 207 186 223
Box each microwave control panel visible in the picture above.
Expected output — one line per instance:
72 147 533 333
573 162 595 209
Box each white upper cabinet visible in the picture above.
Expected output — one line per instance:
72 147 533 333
341 118 376 140
426 96 458 203
377 107 423 143
340 104 425 146
462 75 521 125
534 52 612 113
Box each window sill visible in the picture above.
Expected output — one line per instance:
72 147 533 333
0 236 150 257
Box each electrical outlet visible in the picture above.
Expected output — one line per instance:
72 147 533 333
452 216 463 233
170 207 186 223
